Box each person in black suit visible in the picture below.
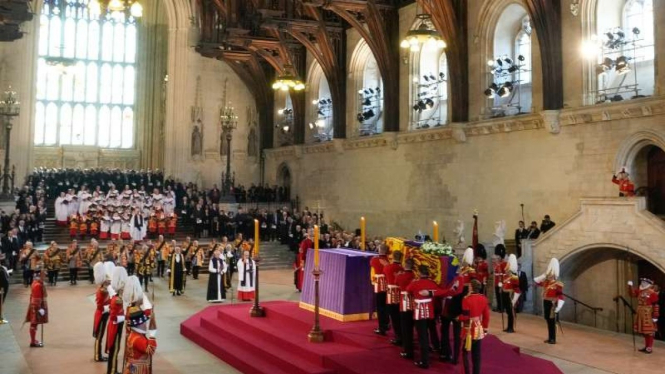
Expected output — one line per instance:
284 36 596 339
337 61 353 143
525 221 540 240
540 215 556 234
514 221 529 258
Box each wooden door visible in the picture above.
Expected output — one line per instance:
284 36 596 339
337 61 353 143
647 147 665 215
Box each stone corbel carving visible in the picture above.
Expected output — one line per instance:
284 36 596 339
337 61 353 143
451 123 467 143
332 139 345 154
541 110 561 134
294 145 303 159
384 132 398 150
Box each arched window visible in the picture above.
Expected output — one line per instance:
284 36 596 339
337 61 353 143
588 0 655 103
34 0 138 148
307 63 333 142
275 91 294 147
351 40 383 137
486 5 532 116
410 38 448 130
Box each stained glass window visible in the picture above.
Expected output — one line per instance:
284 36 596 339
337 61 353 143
34 0 138 148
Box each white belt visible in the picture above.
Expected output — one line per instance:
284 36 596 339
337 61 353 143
415 298 432 304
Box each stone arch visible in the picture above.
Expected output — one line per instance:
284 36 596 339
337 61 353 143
348 39 383 136
560 243 665 275
277 162 292 201
613 129 665 176
476 0 537 115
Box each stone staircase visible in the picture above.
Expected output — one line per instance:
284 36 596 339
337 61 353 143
8 201 294 284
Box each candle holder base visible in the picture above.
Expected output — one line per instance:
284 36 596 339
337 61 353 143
307 328 325 343
249 306 265 318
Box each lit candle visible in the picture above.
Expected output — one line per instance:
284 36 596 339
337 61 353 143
360 217 366 251
254 219 259 257
314 225 320 268
433 221 439 242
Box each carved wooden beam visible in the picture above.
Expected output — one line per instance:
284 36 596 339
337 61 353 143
420 0 469 123
272 6 347 138
323 0 400 132
524 0 564 110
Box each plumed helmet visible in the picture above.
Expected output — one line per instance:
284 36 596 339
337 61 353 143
462 247 474 266
546 258 560 279
507 254 518 273
104 261 116 281
111 266 129 292
93 262 106 285
123 275 144 305
494 244 506 259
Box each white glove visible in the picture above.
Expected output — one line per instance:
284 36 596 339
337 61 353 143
116 315 125 324
7 269 12 275
107 285 116 298
148 329 158 338
555 299 565 313
534 274 546 284
498 282 503 288
210 268 217 273
166 269 171 274
103 305 110 314
511 293 520 306
12 251 16 256
653 319 658 323
38 308 45 316
627 281 633 286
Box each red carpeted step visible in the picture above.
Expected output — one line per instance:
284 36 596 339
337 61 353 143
181 311 295 374
198 317 334 374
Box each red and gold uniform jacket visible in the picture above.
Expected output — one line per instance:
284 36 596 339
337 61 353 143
474 260 489 285
93 286 110 337
612 176 635 196
629 285 660 335
535 279 564 302
460 293 490 348
501 272 521 295
370 255 389 293
25 278 48 325
106 293 124 353
123 330 157 374
432 274 465 318
406 277 440 320
167 214 177 233
395 270 416 312
493 260 508 287
66 245 83 268
383 262 404 304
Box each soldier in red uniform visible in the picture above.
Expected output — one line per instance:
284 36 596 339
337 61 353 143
534 258 565 344
473 245 489 295
459 279 490 374
396 259 416 359
612 167 635 197
25 268 48 347
492 244 508 312
93 262 113 362
438 247 476 364
500 254 521 333
627 277 660 353
383 251 404 345
106 267 128 374
407 265 440 369
370 244 390 335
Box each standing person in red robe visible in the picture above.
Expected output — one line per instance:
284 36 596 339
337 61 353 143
25 268 48 348
395 259 416 359
492 244 508 312
383 250 404 345
370 244 390 335
293 246 305 292
93 262 113 362
123 305 157 374
106 266 128 374
407 265 440 369
459 279 490 374
299 230 313 260
628 277 660 353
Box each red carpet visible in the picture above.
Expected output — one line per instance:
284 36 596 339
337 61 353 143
181 301 562 374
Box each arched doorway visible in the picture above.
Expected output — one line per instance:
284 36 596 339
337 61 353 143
631 145 665 216
277 163 291 202
560 246 665 339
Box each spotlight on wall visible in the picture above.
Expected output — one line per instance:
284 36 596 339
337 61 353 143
615 56 631 75
498 82 513 98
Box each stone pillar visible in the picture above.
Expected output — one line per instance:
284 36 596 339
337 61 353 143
520 239 536 314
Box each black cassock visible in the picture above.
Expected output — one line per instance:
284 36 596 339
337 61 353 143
206 257 227 302
169 253 186 294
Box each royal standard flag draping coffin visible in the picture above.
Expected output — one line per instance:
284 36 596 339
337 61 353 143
386 237 458 287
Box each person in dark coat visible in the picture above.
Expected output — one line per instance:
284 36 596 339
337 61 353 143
206 249 227 303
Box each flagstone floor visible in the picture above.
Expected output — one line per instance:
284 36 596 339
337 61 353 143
0 270 662 374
